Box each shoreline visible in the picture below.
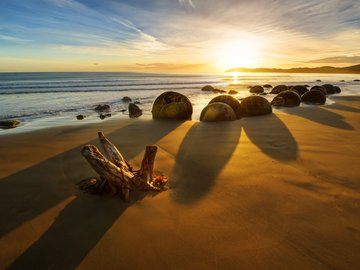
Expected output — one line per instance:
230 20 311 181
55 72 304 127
0 93 351 136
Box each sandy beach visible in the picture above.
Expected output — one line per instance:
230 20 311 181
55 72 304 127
0 95 360 269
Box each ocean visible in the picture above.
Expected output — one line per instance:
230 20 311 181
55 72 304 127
0 72 359 134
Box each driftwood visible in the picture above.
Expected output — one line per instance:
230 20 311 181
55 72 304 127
78 132 168 201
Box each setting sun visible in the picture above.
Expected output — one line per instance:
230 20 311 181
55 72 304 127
218 40 259 70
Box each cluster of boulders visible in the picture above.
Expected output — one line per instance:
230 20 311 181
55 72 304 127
149 82 343 122
150 91 272 122
75 96 143 121
267 84 341 106
200 95 272 122
202 85 239 95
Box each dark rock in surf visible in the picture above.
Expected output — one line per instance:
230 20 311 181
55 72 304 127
263 84 272 88
310 85 327 95
99 113 111 120
322 84 335 95
290 85 308 96
122 96 132 102
228 90 238 95
270 85 288 94
334 86 341 94
201 85 215 92
249 85 264 94
301 90 326 105
76 114 85 120
213 88 227 94
271 90 301 107
0 120 21 129
129 103 142 118
95 104 110 112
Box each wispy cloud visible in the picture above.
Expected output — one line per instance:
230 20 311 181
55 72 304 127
179 0 195 9
0 34 32 43
1 0 360 71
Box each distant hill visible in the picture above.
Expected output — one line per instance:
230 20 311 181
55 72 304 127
226 64 360 74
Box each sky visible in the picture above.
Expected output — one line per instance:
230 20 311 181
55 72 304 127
0 0 360 72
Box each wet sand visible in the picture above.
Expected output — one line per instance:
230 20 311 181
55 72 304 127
0 96 359 269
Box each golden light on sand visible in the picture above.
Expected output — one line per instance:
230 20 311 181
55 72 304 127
218 40 259 70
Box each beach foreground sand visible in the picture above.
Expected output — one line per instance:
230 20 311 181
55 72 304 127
0 96 360 269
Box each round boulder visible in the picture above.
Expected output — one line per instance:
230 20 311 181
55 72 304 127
200 102 236 122
240 96 272 117
249 85 264 94
322 84 335 95
310 85 327 95
270 85 288 94
301 90 326 105
209 95 241 119
334 86 341 93
152 91 193 120
201 85 214 92
291 85 308 96
271 90 301 107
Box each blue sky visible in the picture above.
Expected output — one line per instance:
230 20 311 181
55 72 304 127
1 0 360 72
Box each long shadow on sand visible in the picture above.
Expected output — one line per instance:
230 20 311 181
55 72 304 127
242 114 298 162
171 121 241 204
327 103 360 114
2 120 183 269
282 106 353 130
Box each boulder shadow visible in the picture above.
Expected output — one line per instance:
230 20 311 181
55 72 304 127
327 103 360 114
242 114 298 162
2 120 183 269
282 106 353 130
171 121 241 204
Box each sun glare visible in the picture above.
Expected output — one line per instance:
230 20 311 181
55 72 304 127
218 40 259 70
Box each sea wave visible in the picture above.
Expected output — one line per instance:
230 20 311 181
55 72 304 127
0 85 211 95
0 80 220 91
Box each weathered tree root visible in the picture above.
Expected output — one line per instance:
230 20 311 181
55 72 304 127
79 132 168 201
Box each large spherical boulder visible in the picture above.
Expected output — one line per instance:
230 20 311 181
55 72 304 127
301 90 326 105
201 85 214 92
270 85 289 94
249 85 264 94
152 91 193 120
200 102 236 122
209 95 241 119
290 85 308 96
271 90 301 107
322 84 335 94
310 85 327 95
240 96 272 117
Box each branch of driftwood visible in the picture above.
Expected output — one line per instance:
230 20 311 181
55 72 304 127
78 132 168 201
